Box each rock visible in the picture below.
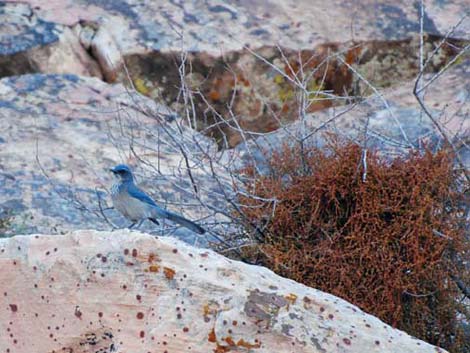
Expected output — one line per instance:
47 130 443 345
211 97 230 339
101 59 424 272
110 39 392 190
0 73 230 243
225 59 470 169
12 0 470 51
2 1 469 146
88 19 125 82
0 3 102 79
0 230 448 353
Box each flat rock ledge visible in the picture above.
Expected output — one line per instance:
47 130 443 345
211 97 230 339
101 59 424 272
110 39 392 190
0 230 446 353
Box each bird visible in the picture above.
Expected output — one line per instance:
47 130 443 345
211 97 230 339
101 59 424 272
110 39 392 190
109 164 205 234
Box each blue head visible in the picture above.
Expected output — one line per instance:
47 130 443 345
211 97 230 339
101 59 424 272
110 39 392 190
110 164 134 183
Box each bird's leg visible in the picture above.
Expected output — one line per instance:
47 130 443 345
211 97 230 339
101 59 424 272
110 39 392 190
128 222 137 229
136 220 145 229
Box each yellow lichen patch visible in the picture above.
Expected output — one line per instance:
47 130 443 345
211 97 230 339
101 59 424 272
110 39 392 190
274 74 285 85
203 304 210 317
285 293 298 305
148 265 160 273
277 84 295 103
451 54 465 67
163 267 176 280
306 79 326 100
204 301 220 316
133 77 150 95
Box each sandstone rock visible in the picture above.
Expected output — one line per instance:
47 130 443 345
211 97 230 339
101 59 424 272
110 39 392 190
225 59 470 168
2 1 469 146
10 0 470 52
0 74 229 243
0 3 102 79
0 230 448 353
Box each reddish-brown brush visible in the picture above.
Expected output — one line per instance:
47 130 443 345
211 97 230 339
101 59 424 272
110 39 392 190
238 139 469 352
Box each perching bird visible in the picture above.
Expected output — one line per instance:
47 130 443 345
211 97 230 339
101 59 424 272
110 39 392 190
110 164 205 234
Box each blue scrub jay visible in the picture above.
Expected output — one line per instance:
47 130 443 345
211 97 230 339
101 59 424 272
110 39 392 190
110 164 205 234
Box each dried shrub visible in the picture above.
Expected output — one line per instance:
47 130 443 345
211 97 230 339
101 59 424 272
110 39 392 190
238 138 470 351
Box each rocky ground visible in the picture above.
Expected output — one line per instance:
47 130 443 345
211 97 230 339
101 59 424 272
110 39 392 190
0 230 449 353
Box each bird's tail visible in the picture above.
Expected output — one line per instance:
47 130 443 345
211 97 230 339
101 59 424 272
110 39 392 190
166 211 206 234
153 207 205 234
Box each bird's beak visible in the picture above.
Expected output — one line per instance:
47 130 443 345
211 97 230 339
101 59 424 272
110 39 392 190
109 168 116 174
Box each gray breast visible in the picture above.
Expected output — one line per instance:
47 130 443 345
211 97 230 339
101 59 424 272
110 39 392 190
111 182 152 222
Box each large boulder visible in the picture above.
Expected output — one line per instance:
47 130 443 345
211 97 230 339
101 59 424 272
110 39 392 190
2 1 469 146
0 3 102 79
0 73 229 244
0 230 448 353
9 0 470 53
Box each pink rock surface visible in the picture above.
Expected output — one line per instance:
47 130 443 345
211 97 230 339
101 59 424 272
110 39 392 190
7 0 470 52
0 230 447 353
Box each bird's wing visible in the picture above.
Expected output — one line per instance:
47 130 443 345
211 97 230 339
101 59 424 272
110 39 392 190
126 184 158 207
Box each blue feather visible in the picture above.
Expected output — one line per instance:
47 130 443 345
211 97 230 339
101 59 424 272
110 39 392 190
126 183 158 207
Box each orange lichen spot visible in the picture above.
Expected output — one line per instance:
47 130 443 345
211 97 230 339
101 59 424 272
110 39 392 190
285 293 297 304
148 253 156 263
208 90 221 101
208 328 217 343
345 46 362 65
214 346 230 353
281 103 290 113
237 339 262 349
237 74 251 87
284 62 298 79
164 267 176 280
224 336 235 346
148 265 160 273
